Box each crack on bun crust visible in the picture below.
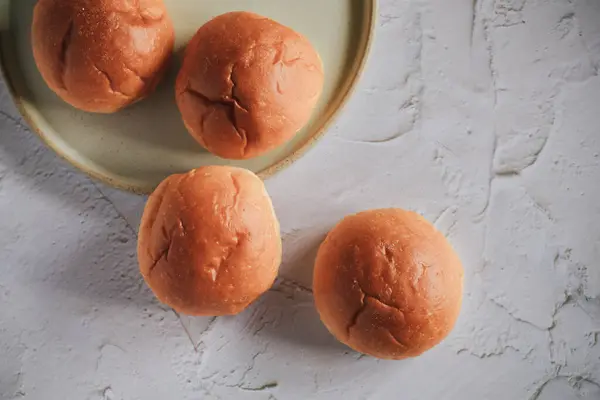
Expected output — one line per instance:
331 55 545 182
350 296 410 350
346 285 407 341
387 329 410 350
123 65 150 86
228 64 250 114
92 64 131 98
139 175 172 278
230 173 241 210
182 87 242 129
229 64 250 154
383 245 395 265
346 289 366 338
148 247 168 277
179 61 251 154
58 20 75 89
181 85 249 157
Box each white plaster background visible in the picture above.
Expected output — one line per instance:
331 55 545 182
1 0 600 399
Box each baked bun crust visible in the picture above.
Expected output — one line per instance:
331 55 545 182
313 209 464 360
138 166 282 316
32 0 174 113
175 11 324 160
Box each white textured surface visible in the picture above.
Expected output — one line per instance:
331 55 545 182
1 0 600 399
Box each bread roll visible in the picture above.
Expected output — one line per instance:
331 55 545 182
175 11 324 160
32 0 174 113
138 166 282 316
313 209 464 360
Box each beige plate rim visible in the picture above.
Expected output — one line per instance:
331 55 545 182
0 1 377 195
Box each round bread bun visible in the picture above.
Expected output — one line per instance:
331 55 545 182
175 11 324 160
138 166 282 316
313 209 464 360
32 0 174 113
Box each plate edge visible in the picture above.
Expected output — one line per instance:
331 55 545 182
257 0 378 182
0 1 378 195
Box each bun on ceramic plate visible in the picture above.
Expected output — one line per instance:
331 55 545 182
32 0 174 113
176 11 324 160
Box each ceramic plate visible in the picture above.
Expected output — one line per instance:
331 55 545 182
0 0 375 193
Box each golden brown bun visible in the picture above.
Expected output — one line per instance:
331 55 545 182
175 11 324 160
313 209 464 360
32 0 174 113
138 166 282 316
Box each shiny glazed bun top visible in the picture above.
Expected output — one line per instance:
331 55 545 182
32 0 174 113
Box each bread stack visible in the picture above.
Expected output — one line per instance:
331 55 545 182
31 1 464 360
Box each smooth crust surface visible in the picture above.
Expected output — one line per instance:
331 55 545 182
137 166 282 316
313 209 464 360
175 11 324 160
32 0 174 113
